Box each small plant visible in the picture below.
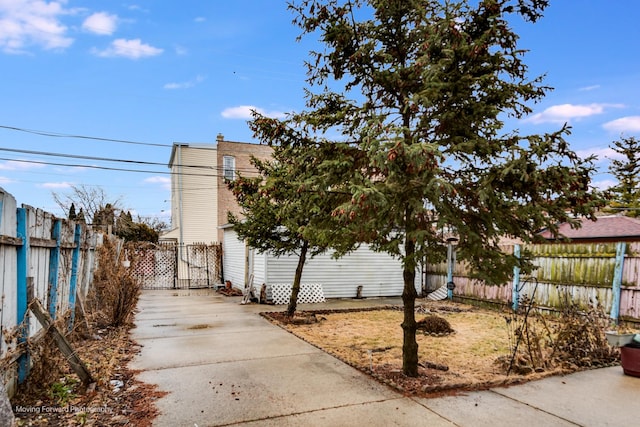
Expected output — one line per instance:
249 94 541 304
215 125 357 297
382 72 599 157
502 294 552 375
49 376 78 405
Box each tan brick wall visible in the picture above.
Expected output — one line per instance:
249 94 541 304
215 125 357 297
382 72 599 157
217 139 273 242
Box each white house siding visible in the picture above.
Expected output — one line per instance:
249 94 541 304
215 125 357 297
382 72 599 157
223 228 418 298
173 145 219 245
266 245 416 298
222 229 246 289
252 248 266 288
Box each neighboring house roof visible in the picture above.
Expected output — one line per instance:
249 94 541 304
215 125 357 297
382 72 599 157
539 216 640 242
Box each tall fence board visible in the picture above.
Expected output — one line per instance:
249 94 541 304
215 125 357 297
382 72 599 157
429 241 640 323
0 188 100 397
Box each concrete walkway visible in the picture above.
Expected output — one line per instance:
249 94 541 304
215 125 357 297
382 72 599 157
130 290 640 427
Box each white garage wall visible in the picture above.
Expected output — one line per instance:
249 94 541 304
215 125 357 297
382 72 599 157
265 245 418 298
224 227 420 298
222 228 246 288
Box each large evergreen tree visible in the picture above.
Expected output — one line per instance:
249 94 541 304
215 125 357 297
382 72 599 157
263 0 602 376
608 136 640 217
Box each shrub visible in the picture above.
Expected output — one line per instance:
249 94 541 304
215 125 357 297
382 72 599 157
87 237 141 327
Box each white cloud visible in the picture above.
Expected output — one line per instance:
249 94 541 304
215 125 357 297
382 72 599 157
526 103 623 124
575 147 623 164
82 12 117 35
0 176 15 184
144 176 171 190
39 181 73 189
91 38 163 59
126 4 148 13
592 178 617 191
0 0 74 53
194 17 206 23
603 116 640 133
174 44 187 55
221 105 286 120
164 75 205 90
0 159 46 170
579 85 600 92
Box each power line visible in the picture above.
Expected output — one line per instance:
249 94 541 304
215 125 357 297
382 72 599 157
0 147 264 173
0 157 224 177
0 147 208 170
0 124 171 147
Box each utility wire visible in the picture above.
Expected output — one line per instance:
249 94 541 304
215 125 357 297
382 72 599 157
0 147 262 173
0 157 231 177
0 124 171 147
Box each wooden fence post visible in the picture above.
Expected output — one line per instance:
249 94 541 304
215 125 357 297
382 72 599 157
47 219 62 319
68 223 82 331
512 244 521 311
16 207 30 384
610 241 627 324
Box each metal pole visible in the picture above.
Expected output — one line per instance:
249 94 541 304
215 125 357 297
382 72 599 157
610 242 627 324
512 244 521 311
446 238 457 300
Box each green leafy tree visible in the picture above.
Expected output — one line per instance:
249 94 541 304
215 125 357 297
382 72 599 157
228 135 351 316
280 0 602 376
114 211 159 242
607 136 640 217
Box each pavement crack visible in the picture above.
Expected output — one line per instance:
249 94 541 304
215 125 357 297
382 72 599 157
210 397 407 427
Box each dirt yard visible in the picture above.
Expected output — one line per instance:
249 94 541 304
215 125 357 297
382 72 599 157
10 326 165 426
263 301 618 396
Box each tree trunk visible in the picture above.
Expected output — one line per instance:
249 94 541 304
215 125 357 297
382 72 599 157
401 265 419 376
401 216 419 377
287 240 309 317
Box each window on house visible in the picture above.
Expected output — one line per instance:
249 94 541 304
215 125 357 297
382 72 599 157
223 156 236 181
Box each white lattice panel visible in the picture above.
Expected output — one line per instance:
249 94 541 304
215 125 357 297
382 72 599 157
268 283 326 304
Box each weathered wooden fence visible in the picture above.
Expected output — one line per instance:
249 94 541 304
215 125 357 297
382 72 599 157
0 188 99 397
426 241 640 323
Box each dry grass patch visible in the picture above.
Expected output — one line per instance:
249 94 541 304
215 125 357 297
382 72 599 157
264 301 616 396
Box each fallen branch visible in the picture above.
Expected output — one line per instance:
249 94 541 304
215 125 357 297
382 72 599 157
419 360 449 371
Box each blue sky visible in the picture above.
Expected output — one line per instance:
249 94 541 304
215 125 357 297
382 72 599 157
0 1 639 223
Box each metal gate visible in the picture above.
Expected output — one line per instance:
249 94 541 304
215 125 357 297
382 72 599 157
132 242 222 290
177 243 222 288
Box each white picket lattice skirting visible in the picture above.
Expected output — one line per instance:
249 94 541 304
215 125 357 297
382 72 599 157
268 283 326 305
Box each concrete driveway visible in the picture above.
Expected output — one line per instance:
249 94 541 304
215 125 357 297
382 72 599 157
130 289 640 427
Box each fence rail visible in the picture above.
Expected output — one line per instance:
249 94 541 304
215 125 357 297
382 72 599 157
0 188 99 397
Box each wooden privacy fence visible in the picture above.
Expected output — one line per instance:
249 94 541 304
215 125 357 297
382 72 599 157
426 241 640 323
0 189 99 396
